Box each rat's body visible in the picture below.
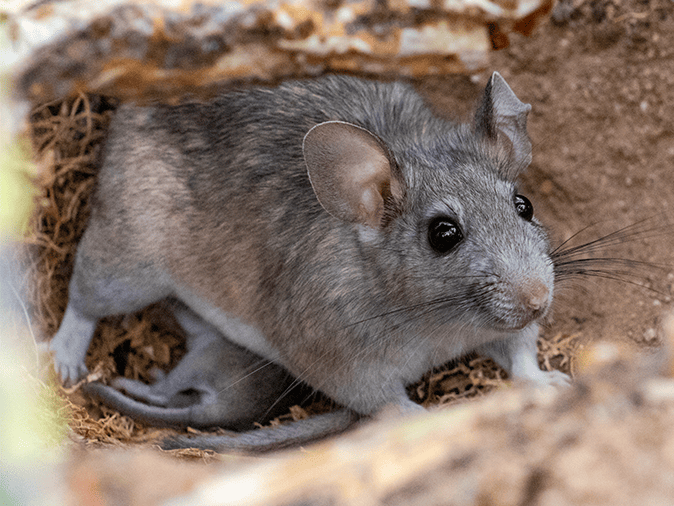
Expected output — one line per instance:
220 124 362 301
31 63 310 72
51 73 568 451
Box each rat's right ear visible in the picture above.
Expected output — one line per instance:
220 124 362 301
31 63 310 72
303 121 403 228
475 72 532 178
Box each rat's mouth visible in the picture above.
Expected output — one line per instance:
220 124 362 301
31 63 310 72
485 310 545 333
488 321 529 333
469 280 551 333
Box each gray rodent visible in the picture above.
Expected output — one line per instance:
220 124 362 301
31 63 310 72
50 72 570 452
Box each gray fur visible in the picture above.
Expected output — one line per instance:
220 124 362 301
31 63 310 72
50 72 569 452
84 302 297 430
161 409 360 453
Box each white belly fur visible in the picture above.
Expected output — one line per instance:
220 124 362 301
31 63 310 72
173 285 281 363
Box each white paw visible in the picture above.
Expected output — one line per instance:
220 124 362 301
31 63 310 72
49 338 89 386
523 368 572 388
49 307 97 386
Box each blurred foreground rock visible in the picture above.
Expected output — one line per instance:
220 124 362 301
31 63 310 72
57 338 674 506
5 0 554 104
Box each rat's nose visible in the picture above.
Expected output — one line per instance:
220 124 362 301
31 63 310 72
519 279 550 316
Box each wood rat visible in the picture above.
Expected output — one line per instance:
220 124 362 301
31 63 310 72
50 72 570 451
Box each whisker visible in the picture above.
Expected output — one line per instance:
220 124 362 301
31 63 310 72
408 294 496 335
566 272 659 291
551 217 674 259
267 289 484 415
554 268 667 296
263 364 322 416
216 359 279 395
375 286 493 334
261 321 399 415
345 274 492 328
554 257 670 276
548 216 673 299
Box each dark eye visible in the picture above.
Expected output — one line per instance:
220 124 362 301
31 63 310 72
428 217 463 254
514 194 534 221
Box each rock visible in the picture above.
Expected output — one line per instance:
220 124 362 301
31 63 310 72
4 0 554 104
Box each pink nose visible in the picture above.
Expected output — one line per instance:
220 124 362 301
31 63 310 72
519 280 549 314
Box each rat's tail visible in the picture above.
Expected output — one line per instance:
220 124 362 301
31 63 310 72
159 409 360 454
84 382 209 429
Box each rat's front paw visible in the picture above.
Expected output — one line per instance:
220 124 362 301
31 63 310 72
539 369 572 387
50 339 89 386
519 368 572 388
49 307 98 386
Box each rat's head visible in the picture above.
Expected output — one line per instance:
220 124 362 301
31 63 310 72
303 73 554 333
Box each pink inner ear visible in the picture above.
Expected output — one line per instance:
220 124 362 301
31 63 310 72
303 121 396 227
357 186 383 226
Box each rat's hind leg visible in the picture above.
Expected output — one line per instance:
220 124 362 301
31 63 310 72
50 226 171 386
91 302 299 429
110 302 223 407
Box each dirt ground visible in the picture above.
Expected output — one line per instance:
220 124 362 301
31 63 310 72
24 0 674 503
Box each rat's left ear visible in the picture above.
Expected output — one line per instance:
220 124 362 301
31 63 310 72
303 121 404 229
475 72 532 178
